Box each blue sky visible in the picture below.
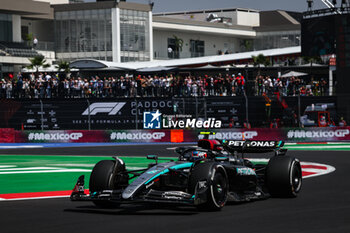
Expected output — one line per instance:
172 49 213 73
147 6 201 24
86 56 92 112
86 0 327 13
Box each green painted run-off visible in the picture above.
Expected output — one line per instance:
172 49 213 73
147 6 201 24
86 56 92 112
0 155 160 195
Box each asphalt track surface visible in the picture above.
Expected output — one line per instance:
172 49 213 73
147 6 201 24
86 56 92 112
1 144 349 233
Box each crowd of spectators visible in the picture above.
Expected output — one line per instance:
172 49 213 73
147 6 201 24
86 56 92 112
0 72 246 98
255 75 328 97
0 72 328 99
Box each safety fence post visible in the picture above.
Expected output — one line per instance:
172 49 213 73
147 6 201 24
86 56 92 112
135 98 138 129
87 99 91 130
244 91 249 126
204 98 207 120
172 97 177 114
195 97 198 120
182 98 185 115
298 94 301 127
39 99 44 131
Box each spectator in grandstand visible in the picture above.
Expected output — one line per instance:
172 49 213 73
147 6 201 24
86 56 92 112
6 80 12 98
320 78 327 96
256 75 264 96
339 117 347 127
264 76 272 96
33 37 38 49
299 86 306 96
234 73 245 96
0 79 6 98
228 117 235 128
270 118 280 128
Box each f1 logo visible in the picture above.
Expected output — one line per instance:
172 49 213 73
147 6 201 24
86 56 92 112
143 110 162 129
82 102 126 115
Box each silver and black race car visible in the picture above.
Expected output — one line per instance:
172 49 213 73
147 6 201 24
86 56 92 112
70 137 302 211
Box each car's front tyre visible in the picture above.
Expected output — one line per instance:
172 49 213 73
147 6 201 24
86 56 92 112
89 159 125 208
189 162 228 211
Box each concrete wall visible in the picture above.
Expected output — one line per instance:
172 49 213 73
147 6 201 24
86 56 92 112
37 50 55 62
232 11 260 27
34 0 69 5
155 10 260 28
21 19 54 42
12 15 21 42
153 29 240 59
32 20 54 42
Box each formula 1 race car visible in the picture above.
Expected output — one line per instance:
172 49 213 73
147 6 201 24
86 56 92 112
71 137 302 211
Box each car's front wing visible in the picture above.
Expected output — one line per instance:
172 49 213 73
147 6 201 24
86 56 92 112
70 175 208 206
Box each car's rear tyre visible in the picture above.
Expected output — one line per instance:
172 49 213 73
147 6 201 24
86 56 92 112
89 159 125 208
266 156 302 197
189 162 228 211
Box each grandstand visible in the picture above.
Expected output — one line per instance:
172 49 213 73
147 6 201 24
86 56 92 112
0 41 40 58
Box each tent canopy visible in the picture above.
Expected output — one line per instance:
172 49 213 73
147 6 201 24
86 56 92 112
69 46 301 71
281 71 308 78
136 66 177 73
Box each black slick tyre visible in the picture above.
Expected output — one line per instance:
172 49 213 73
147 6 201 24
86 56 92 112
189 162 228 211
266 156 302 197
89 159 124 208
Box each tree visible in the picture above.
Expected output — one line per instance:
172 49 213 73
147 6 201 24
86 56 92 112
263 56 271 67
173 35 183 58
240 39 253 52
24 33 33 47
27 55 50 76
252 54 270 75
56 60 70 79
302 56 322 66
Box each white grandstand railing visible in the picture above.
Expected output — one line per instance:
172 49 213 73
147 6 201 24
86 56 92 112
321 0 342 14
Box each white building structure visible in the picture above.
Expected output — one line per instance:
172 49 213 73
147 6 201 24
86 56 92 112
153 9 301 60
53 1 153 63
0 0 54 74
0 0 302 75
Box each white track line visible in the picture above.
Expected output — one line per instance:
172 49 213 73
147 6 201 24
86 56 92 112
0 169 91 175
51 164 95 167
0 146 43 149
0 165 16 168
0 195 70 201
0 167 60 171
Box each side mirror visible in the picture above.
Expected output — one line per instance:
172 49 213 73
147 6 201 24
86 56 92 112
175 147 185 155
275 149 288 156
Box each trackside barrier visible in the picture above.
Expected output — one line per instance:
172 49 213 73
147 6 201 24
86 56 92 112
0 96 338 131
170 130 184 143
0 129 15 143
3 127 349 143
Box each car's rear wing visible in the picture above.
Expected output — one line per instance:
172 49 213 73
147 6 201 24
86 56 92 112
222 140 285 154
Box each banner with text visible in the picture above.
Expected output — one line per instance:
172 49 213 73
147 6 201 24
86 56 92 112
10 127 350 143
15 130 171 143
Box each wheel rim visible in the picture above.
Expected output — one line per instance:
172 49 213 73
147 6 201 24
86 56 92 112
291 163 302 192
212 173 228 207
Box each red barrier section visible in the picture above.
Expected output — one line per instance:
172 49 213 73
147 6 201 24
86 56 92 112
170 130 183 143
0 128 15 143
